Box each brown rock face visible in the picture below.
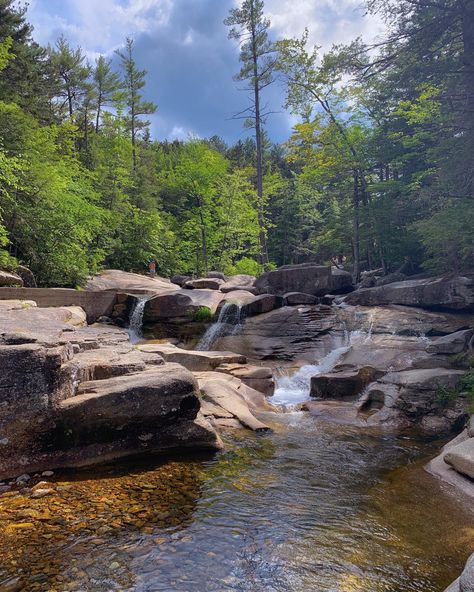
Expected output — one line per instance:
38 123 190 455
183 278 225 290
0 270 23 287
343 275 474 311
220 275 256 293
310 367 384 400
255 264 332 296
144 289 225 321
85 269 179 294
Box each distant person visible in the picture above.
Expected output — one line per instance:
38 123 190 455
331 254 347 270
148 260 157 276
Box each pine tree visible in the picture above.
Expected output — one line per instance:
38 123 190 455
225 0 276 266
116 38 157 170
93 55 122 133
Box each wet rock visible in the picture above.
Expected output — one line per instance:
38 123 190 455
31 488 54 499
218 305 337 362
255 263 332 296
344 274 474 311
310 366 384 400
444 438 474 479
220 275 256 294
0 577 23 592
426 329 474 354
183 278 225 290
283 292 319 305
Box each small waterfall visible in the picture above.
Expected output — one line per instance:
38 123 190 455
197 303 244 351
127 296 149 344
271 328 373 408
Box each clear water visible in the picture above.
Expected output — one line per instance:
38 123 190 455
127 297 149 344
0 416 472 592
197 303 244 351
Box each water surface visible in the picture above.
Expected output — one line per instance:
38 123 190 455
0 414 472 592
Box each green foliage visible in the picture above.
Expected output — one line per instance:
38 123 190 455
460 370 474 414
224 256 262 276
192 307 213 323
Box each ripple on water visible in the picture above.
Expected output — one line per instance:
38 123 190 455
0 415 472 591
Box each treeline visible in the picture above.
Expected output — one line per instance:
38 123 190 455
0 0 472 287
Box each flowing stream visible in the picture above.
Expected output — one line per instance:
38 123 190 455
0 418 472 592
197 303 244 351
127 296 150 344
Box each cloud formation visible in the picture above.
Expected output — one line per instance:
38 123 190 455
26 0 385 143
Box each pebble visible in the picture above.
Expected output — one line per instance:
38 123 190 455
31 489 54 499
15 474 30 484
109 562 120 571
42 471 54 477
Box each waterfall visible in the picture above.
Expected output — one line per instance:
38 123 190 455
271 328 373 408
127 296 149 344
196 303 244 351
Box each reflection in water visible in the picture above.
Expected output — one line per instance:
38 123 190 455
0 416 472 591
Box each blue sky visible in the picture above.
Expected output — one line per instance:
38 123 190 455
26 0 385 144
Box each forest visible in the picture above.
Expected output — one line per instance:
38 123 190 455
0 0 473 287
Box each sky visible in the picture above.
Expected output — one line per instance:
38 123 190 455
26 0 386 144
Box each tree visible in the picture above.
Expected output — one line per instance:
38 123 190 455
116 38 157 170
225 0 276 266
49 35 90 120
93 55 122 133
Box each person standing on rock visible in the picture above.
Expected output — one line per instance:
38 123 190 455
148 260 157 276
331 254 347 270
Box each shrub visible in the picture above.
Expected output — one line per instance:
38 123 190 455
192 306 213 322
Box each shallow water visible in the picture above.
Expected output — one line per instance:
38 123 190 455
0 414 472 592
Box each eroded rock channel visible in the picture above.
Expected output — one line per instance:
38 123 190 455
0 266 473 591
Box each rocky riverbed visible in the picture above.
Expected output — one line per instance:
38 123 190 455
0 265 473 590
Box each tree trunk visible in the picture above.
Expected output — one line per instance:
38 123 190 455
250 1 269 266
352 170 361 282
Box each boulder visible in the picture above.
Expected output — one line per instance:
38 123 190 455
426 329 474 354
241 294 278 317
329 268 354 294
283 292 319 305
183 278 225 290
198 376 270 432
374 272 407 286
170 274 191 287
310 366 384 400
207 271 227 281
0 270 23 287
144 289 226 322
16 265 36 288
344 275 474 311
55 365 222 461
444 438 474 479
469 415 474 437
215 363 274 395
217 305 337 362
85 269 179 294
460 553 474 592
137 343 246 371
255 263 331 296
220 274 256 293
445 578 460 592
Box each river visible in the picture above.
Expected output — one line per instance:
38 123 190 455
0 411 472 591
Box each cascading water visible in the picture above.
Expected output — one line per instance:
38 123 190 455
197 303 244 351
127 296 149 344
271 327 373 408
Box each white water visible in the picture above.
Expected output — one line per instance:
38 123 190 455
127 296 149 344
197 303 244 351
271 329 373 408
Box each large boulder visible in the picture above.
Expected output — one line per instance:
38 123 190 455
426 329 474 354
217 305 338 362
16 265 36 287
220 274 256 294
329 268 354 294
310 366 384 400
54 365 221 464
344 275 474 311
284 292 319 305
215 363 274 396
183 278 225 290
444 438 474 479
144 289 225 322
85 269 179 294
255 263 332 296
461 553 474 592
0 270 23 287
